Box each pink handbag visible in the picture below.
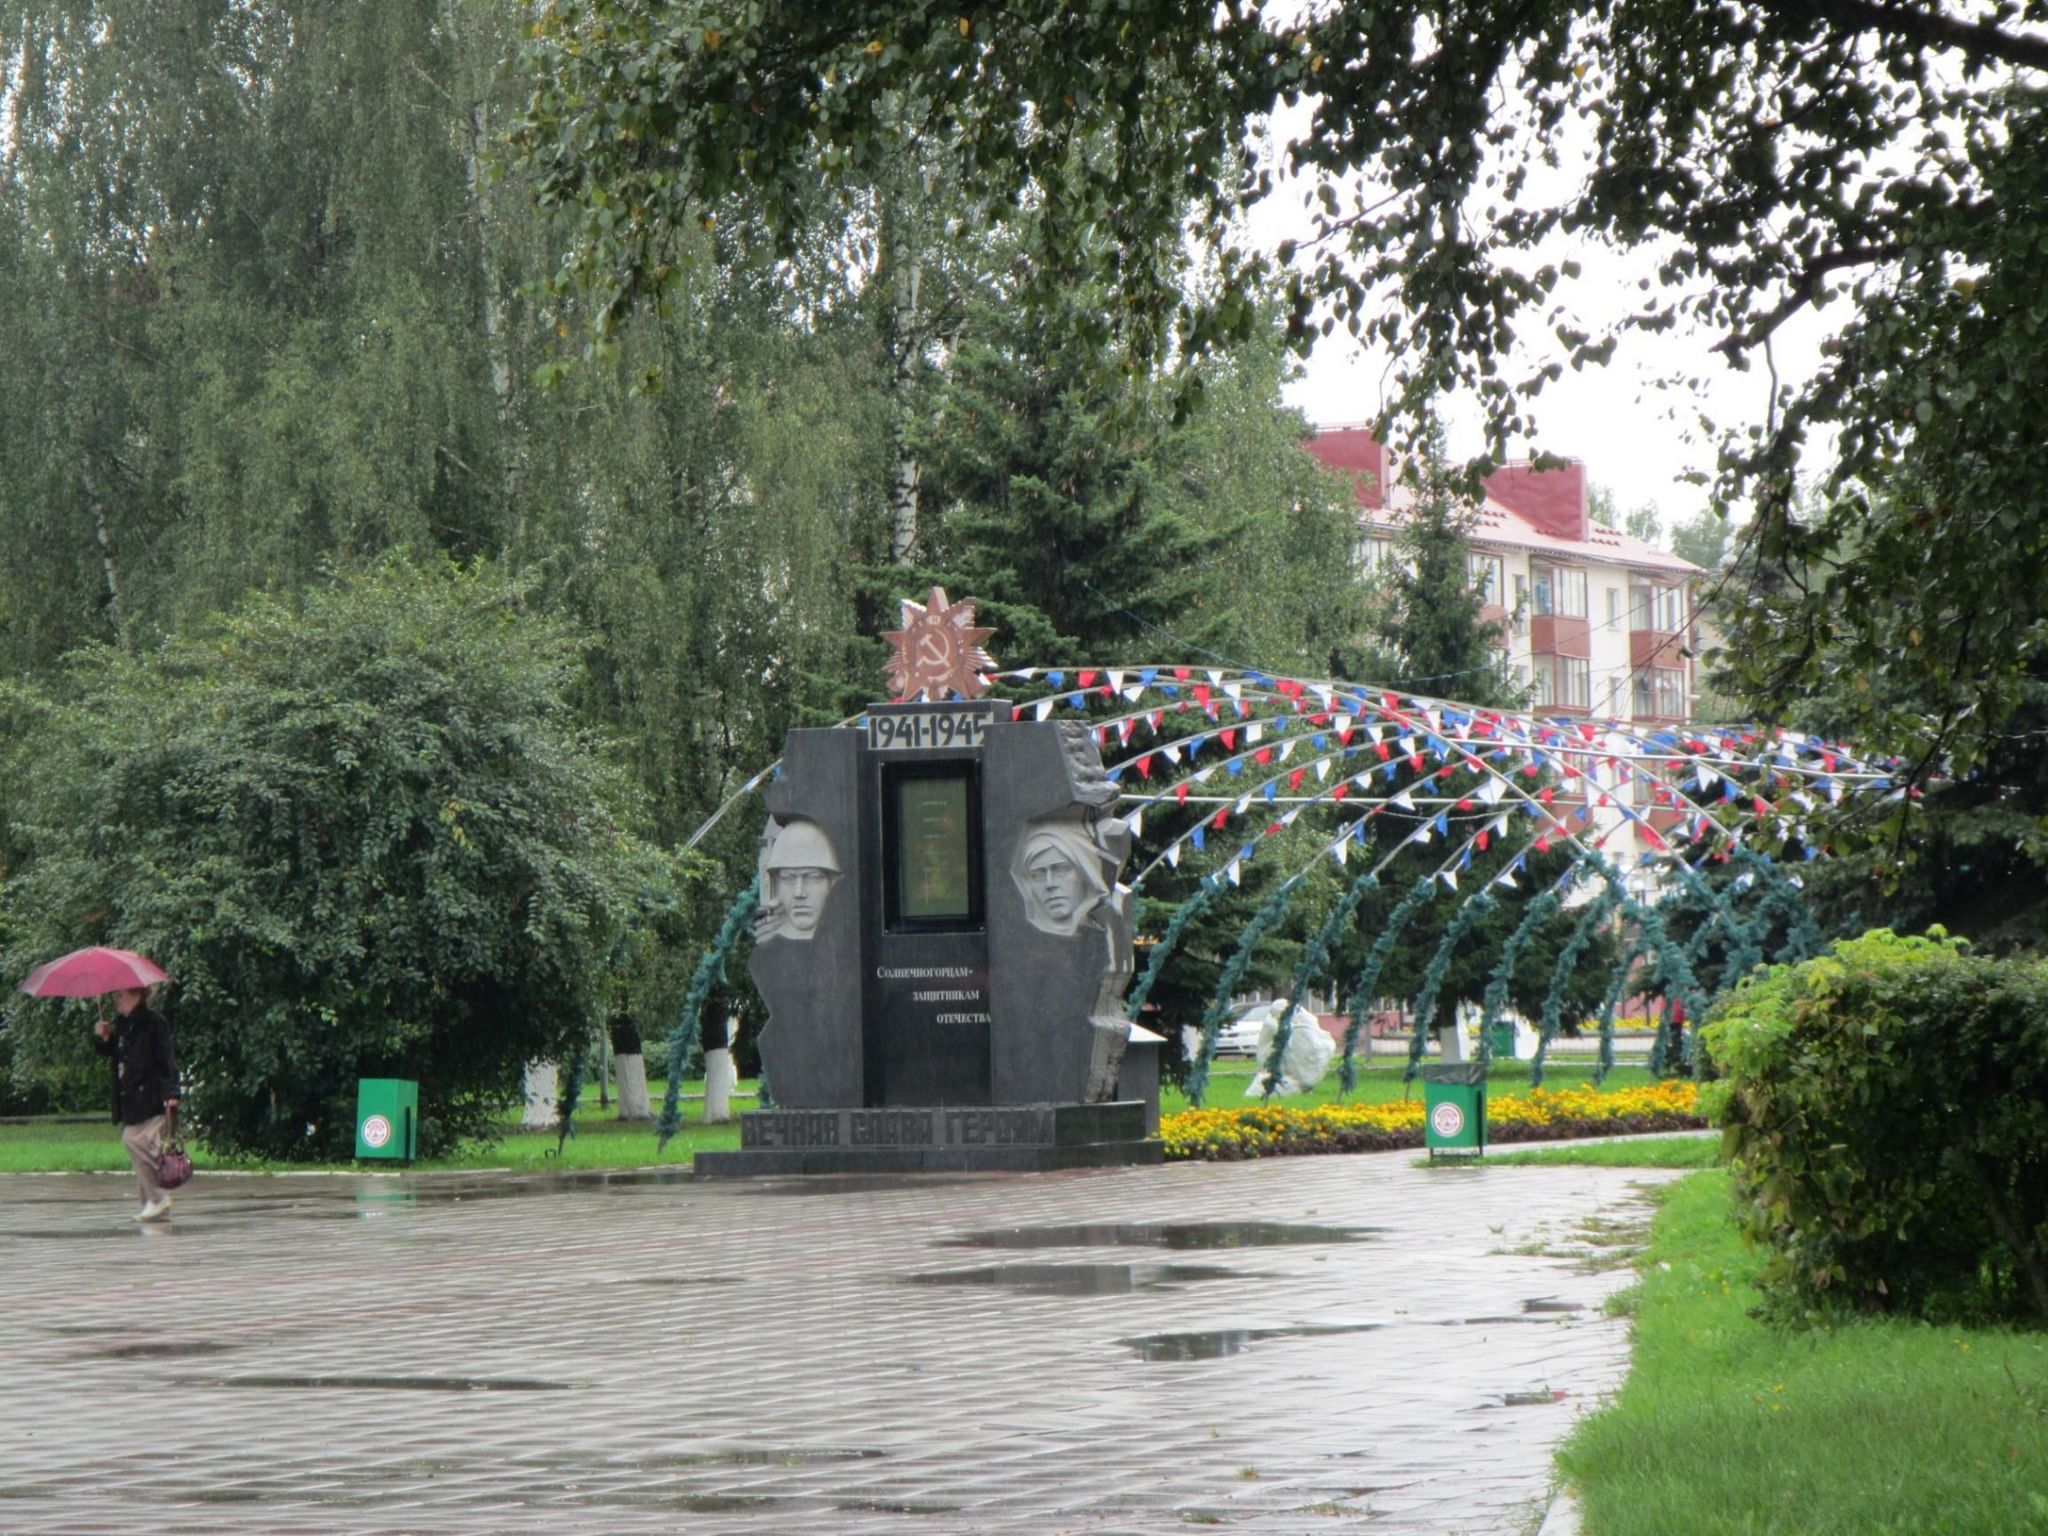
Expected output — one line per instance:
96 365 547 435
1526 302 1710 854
157 1110 193 1190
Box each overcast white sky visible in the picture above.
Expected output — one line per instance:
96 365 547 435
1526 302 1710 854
1279 287 1831 532
1245 90 1840 538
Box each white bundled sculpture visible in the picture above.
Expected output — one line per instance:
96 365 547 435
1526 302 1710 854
1244 1007 1336 1098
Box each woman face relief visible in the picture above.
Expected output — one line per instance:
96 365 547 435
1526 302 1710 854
1027 848 1088 923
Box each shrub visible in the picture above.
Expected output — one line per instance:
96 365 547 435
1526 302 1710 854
0 557 660 1159
1700 928 2048 1325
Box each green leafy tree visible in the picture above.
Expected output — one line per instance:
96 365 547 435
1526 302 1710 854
0 557 658 1158
905 283 1362 672
1356 447 1515 703
1670 510 1730 573
517 1 2048 776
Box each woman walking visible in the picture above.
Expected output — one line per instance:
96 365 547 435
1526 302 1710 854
93 987 180 1221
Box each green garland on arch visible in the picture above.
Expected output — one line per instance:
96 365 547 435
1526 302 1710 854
1480 885 1563 1049
1406 890 1495 1079
1256 869 1380 1102
1185 874 1305 1107
551 1030 593 1153
1125 876 1222 1021
1338 875 1438 1094
1599 936 1642 1082
1533 885 1622 1087
657 882 760 1149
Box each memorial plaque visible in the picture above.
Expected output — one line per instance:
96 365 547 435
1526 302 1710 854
700 592 1157 1176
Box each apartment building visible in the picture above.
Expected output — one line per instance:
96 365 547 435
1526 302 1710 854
1307 427 1705 873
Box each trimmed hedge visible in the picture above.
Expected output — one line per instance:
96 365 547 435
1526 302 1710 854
1161 1081 1704 1160
1701 929 2048 1326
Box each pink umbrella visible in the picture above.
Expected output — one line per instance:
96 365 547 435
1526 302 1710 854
19 946 169 998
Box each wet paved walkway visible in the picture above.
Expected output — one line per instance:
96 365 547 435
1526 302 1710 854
3 1151 1674 1534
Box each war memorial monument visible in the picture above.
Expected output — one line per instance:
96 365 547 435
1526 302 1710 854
695 589 1163 1175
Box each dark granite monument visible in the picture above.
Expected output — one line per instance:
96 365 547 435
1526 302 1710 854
695 589 1162 1176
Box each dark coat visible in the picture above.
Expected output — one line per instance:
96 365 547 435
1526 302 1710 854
93 1005 179 1127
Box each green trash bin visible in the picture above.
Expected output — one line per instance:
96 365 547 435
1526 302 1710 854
355 1078 419 1162
1423 1061 1487 1157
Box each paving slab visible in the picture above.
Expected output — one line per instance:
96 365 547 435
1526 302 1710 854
2 1150 1675 1534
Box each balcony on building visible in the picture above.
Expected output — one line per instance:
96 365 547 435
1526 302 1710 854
1530 648 1593 718
1529 562 1592 658
1631 666 1689 724
1628 582 1688 671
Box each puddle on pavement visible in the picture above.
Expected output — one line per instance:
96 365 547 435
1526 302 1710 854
1119 1323 1384 1361
905 1262 1257 1295
171 1373 577 1391
941 1221 1380 1251
835 1500 960 1516
635 1448 885 1468
617 1275 744 1287
1494 1389 1569 1408
8 1227 163 1241
90 1339 243 1360
1522 1297 1586 1313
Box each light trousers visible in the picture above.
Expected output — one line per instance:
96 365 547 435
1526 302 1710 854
120 1114 169 1204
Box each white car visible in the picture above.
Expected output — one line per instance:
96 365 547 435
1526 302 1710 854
1213 1001 1288 1057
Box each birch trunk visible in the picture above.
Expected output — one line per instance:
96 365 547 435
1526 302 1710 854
521 1061 558 1128
702 1015 741 1123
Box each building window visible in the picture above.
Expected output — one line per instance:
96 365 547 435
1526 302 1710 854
1536 656 1591 709
1606 587 1621 625
1631 668 1687 719
1354 535 1397 572
1532 564 1588 617
1629 583 1685 633
1467 552 1503 604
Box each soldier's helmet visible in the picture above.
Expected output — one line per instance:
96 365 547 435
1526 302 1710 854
764 820 840 874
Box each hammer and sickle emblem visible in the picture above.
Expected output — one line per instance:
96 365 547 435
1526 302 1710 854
916 631 952 669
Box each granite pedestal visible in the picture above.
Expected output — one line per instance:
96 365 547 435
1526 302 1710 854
695 1100 1161 1177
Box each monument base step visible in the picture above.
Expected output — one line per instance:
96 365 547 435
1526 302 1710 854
693 1100 1162 1178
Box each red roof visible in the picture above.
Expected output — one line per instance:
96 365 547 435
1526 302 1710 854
1304 428 1698 577
1483 461 1587 542
1305 427 1384 509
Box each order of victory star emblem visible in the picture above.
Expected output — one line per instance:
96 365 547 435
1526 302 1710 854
882 587 998 702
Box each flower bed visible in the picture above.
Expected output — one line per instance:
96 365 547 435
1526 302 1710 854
1160 1081 1704 1161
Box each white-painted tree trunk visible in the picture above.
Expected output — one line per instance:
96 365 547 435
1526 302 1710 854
521 1061 559 1128
702 1016 740 1123
613 1050 651 1121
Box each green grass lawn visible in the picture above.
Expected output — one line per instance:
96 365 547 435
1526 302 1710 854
1559 1170 2048 1535
1475 1135 1721 1170
0 1087 753 1175
2 1060 1664 1175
